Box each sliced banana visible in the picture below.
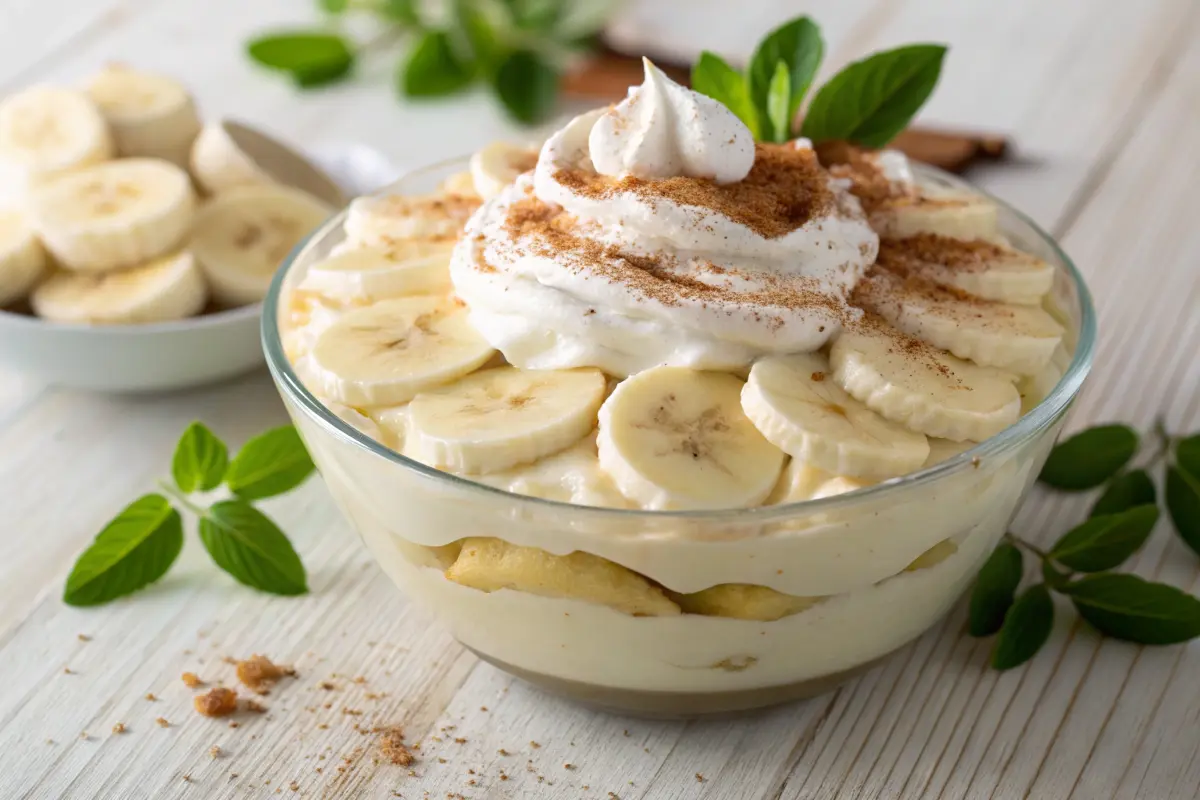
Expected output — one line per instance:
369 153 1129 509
0 86 113 200
0 211 47 306
28 158 195 272
191 184 331 306
877 234 1054 306
31 251 205 324
343 192 479 248
905 539 958 572
404 366 606 474
474 432 632 508
299 241 453 303
325 401 386 444
597 367 785 510
189 121 274 194
469 141 540 200
369 404 409 451
923 437 974 468
441 170 480 198
281 289 353 360
743 353 929 480
830 326 1021 443
307 296 496 407
445 537 680 617
855 268 1064 375
85 65 201 167
667 584 825 621
871 188 998 241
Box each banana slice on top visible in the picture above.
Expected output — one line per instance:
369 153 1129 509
299 241 453 303
307 296 496 407
31 251 205 324
469 142 540 200
441 170 480 199
0 86 113 199
855 268 1064 375
877 234 1054 306
766 458 873 504
743 353 929 480
28 158 195 273
343 192 479 248
0 211 47 306
85 65 201 167
191 184 332 306
404 366 606 474
597 367 785 510
830 326 1021 443
189 121 273 195
871 188 998 241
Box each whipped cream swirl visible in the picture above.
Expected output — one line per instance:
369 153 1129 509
449 68 879 377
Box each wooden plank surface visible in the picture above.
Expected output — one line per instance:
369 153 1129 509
0 1 1198 798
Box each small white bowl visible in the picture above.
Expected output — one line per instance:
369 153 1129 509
0 139 399 393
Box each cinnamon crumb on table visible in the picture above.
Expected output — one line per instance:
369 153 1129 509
236 654 296 694
377 727 415 766
181 672 204 688
194 687 239 718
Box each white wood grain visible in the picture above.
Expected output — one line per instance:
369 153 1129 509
0 0 1199 797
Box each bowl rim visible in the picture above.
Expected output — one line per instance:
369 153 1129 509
0 300 261 335
261 157 1097 523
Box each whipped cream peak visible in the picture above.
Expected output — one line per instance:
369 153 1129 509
588 58 754 184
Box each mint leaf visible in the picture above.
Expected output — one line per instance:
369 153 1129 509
454 0 502 71
507 0 560 31
1166 465 1200 558
800 44 946 148
1064 573 1200 644
991 583 1054 670
381 0 420 24
64 495 183 607
1177 433 1200 476
1042 559 1071 591
968 541 1023 637
247 32 355 87
318 0 349 12
748 16 823 138
200 501 307 596
691 52 760 139
224 426 315 501
765 61 792 143
493 49 558 124
553 0 613 38
171 422 229 494
1091 469 1156 517
401 30 476 98
1049 505 1159 572
1038 424 1139 490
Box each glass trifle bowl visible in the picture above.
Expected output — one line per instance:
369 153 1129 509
262 157 1094 718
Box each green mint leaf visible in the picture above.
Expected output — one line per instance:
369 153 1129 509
401 30 476 98
1176 433 1200 476
224 426 315 501
691 52 761 139
748 16 823 138
454 0 502 71
171 422 229 494
800 43 946 148
1064 573 1200 644
1090 469 1156 517
1049 505 1159 572
1038 424 1139 490
968 541 1023 637
765 61 792 143
1042 559 1071 591
552 0 613 38
1166 465 1200 558
506 0 560 31
493 49 559 125
199 500 307 596
318 0 349 13
247 33 355 85
64 495 183 607
381 0 421 25
990 583 1054 670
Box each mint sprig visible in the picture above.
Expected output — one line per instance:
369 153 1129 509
246 0 609 125
968 421 1200 670
690 16 946 147
63 424 314 607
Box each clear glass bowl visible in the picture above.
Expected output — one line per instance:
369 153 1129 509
262 159 1096 718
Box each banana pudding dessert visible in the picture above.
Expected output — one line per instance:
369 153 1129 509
273 59 1085 714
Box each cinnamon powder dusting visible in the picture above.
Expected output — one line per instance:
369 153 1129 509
878 234 1009 274
815 141 913 213
554 143 833 239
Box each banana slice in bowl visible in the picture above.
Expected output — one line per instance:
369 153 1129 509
0 211 47 307
0 85 113 202
31 251 206 325
85 65 201 167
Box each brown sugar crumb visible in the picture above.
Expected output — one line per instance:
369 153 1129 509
236 654 296 694
111 722 126 735
378 727 415 767
145 693 157 702
555 143 834 239
181 672 204 688
453 737 467 744
229 722 240 729
210 746 222 759
696 772 706 782
497 749 510 756
194 687 239 718
156 717 171 728
564 763 576 770
77 634 91 642
530 741 541 749
319 681 336 691
244 698 267 714
811 371 826 382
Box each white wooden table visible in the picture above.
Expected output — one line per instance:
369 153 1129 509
2 1 1199 798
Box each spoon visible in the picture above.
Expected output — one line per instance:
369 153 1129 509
217 120 347 207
